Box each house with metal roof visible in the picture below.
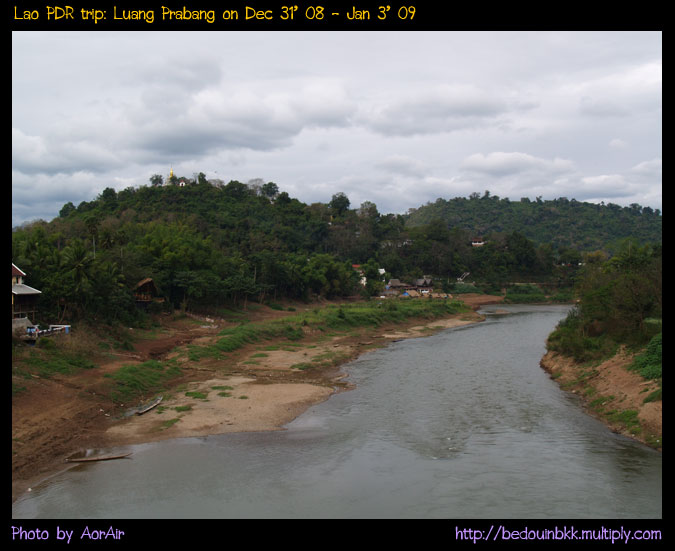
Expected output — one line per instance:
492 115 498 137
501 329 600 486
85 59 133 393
12 263 41 319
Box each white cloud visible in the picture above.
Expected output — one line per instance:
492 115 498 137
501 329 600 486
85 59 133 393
124 77 356 158
460 152 575 177
631 158 662 177
11 31 662 224
375 155 429 178
572 60 662 118
579 96 629 118
359 84 508 136
609 138 628 149
12 128 122 175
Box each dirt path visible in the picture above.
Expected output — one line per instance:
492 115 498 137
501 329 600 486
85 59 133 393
12 298 496 502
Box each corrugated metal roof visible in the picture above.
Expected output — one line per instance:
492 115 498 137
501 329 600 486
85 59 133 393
12 263 26 277
12 284 41 295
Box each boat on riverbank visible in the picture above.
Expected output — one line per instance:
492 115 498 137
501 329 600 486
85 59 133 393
136 396 163 415
66 452 132 463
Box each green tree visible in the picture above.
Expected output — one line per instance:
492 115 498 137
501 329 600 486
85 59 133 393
329 192 350 217
60 239 95 319
59 202 76 218
575 240 661 341
99 187 118 211
261 182 279 199
362 258 384 297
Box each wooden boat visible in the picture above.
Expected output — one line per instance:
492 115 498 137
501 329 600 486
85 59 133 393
66 452 132 463
136 395 163 415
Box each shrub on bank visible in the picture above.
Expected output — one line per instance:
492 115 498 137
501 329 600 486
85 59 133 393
505 284 547 303
628 333 662 381
452 283 480 294
546 307 617 363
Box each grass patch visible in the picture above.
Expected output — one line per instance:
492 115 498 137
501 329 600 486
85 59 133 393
18 345 96 379
160 418 181 430
211 299 470 359
560 367 598 390
104 359 182 404
187 344 223 362
185 391 208 400
589 395 614 411
217 391 233 397
12 382 27 396
643 388 662 404
174 405 192 412
606 409 641 434
211 385 233 391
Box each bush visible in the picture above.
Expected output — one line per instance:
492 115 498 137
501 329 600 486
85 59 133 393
629 333 662 380
505 284 546 303
452 283 480 294
549 289 574 303
546 308 617 362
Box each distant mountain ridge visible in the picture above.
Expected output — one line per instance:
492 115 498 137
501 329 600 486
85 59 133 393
404 193 661 251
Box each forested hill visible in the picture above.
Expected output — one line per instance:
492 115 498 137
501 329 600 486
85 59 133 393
405 193 661 251
12 179 662 324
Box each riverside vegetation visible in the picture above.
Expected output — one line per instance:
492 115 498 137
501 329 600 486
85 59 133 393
12 178 661 450
543 241 662 448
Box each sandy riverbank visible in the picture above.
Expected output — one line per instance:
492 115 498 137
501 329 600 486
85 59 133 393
12 295 499 502
104 314 484 445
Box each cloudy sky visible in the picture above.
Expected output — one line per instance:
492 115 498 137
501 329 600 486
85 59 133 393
12 31 662 226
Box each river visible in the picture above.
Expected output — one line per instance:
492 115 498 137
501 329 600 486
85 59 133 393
12 304 661 519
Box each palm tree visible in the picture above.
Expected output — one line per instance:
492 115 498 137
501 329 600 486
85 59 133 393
84 214 100 258
61 239 95 319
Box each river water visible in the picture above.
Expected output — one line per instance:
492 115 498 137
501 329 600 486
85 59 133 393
12 304 661 519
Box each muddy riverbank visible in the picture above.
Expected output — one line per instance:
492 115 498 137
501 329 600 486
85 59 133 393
12 295 500 502
540 349 662 450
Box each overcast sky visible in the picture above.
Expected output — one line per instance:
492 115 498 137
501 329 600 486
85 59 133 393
12 31 662 226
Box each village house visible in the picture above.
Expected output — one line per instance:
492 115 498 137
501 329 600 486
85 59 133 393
414 275 433 293
12 263 42 335
134 278 164 307
383 278 411 297
383 275 438 298
386 278 410 290
12 263 41 321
